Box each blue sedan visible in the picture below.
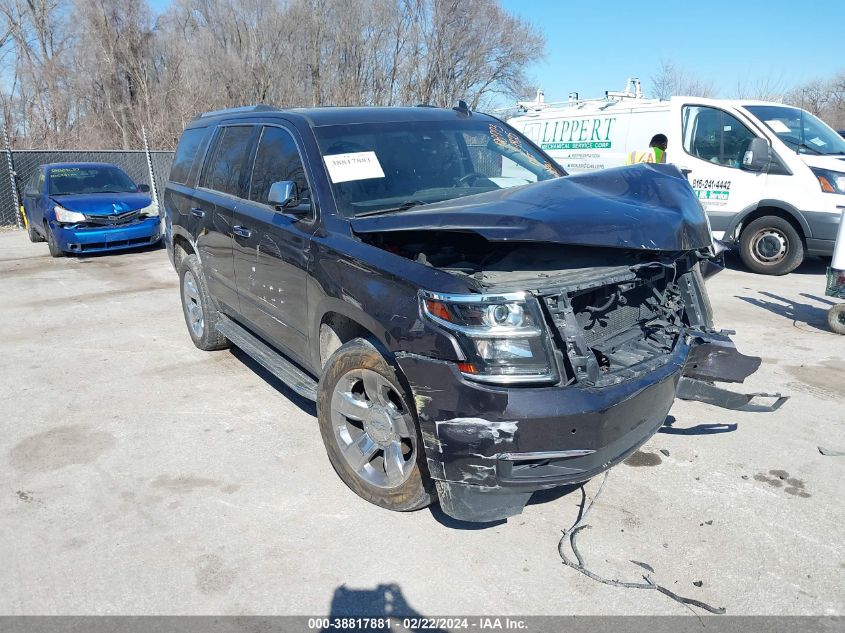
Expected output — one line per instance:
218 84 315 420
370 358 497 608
22 162 162 257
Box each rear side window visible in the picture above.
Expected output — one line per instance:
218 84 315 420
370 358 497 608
200 126 255 196
25 170 40 195
248 126 310 205
170 128 207 185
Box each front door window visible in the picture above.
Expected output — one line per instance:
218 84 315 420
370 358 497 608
682 106 756 169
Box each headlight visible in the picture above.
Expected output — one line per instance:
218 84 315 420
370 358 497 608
54 205 86 223
139 203 159 217
811 167 845 194
420 291 558 384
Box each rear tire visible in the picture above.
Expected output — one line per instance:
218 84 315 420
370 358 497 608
45 223 64 258
317 338 434 513
828 304 845 335
739 215 803 275
178 254 229 351
27 219 44 243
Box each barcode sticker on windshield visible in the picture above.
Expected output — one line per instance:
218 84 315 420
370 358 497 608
324 151 385 183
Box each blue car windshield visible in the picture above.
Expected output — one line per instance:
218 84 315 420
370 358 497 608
49 166 138 195
313 119 563 217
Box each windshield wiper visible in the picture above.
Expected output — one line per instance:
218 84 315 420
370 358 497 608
356 200 426 217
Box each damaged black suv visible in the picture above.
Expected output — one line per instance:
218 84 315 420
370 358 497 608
164 104 783 522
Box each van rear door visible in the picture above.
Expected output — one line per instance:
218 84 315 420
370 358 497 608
671 98 766 239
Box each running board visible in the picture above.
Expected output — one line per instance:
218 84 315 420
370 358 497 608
216 316 318 401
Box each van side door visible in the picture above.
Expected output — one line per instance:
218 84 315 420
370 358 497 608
194 124 259 314
673 103 766 237
232 124 316 367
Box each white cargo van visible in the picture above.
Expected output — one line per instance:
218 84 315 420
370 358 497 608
508 89 845 275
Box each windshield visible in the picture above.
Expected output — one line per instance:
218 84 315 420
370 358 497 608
313 118 563 217
744 105 845 156
48 166 139 195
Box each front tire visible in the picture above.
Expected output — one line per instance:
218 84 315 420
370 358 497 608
317 338 434 513
45 223 64 257
739 215 804 275
178 254 229 351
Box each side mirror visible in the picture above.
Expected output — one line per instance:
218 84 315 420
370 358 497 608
741 138 771 172
268 180 302 211
137 183 151 192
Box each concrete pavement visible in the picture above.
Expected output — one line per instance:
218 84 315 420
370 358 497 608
1 231 843 616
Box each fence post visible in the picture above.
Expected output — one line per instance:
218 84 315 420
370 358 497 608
142 126 160 211
2 118 22 229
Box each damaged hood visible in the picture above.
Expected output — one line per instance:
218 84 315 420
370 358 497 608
352 164 713 251
50 192 152 215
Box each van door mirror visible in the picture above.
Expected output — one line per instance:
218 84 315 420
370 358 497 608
268 180 299 209
741 138 771 172
137 183 151 193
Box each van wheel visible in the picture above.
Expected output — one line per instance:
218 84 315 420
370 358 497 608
828 304 845 335
45 223 64 257
739 216 804 275
317 338 434 513
178 254 229 351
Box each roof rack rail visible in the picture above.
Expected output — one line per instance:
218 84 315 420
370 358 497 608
194 105 281 120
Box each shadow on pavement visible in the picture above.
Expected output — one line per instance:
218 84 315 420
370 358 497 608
324 583 446 631
736 290 830 331
229 346 317 417
428 503 506 530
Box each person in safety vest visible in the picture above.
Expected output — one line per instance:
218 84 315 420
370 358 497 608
626 134 668 165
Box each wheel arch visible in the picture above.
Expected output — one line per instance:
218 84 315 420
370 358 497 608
726 200 810 245
318 310 387 370
171 232 196 270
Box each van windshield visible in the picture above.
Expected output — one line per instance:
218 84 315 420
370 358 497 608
313 119 563 217
745 105 845 156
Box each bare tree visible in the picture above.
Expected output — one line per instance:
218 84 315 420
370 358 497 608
71 0 157 148
649 59 714 100
0 0 71 146
732 74 787 101
0 0 545 148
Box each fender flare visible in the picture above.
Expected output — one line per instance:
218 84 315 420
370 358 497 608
723 199 811 242
169 224 201 265
309 294 399 367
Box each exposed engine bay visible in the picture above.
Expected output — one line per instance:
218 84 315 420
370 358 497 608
361 229 712 385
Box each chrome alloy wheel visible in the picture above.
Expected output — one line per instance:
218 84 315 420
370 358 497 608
330 368 416 489
182 270 204 338
751 228 789 264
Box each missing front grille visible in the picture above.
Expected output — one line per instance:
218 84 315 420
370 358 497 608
545 267 684 385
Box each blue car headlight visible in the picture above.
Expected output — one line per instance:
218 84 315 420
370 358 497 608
139 203 160 218
54 205 86 224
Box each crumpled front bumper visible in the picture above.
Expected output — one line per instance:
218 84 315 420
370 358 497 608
397 331 784 522
51 217 161 254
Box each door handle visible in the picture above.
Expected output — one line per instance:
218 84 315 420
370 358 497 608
190 207 205 218
233 225 252 239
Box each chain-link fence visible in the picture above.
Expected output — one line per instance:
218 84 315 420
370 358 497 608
0 146 174 230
